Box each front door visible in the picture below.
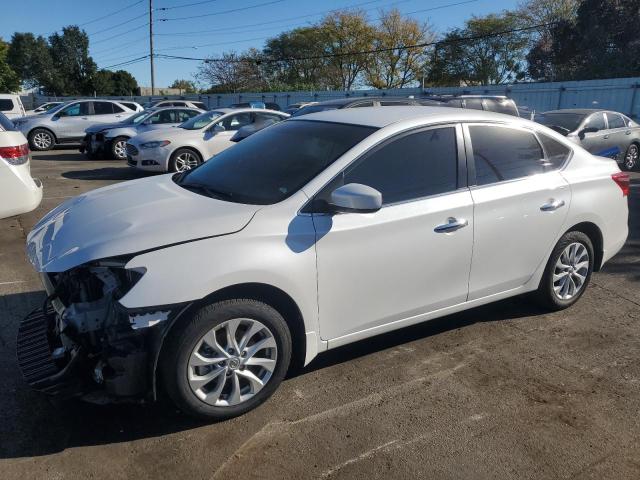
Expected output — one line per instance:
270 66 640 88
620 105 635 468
464 124 571 300
311 125 474 341
203 111 254 157
54 102 90 139
577 112 617 157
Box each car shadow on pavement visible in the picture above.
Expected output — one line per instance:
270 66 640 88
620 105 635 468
0 288 541 459
62 168 156 181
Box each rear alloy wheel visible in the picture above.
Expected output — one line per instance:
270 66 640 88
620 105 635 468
536 231 594 311
161 299 292 420
622 144 639 171
28 128 54 151
111 137 128 160
169 148 201 172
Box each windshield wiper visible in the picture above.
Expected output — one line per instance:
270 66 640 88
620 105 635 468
180 182 234 201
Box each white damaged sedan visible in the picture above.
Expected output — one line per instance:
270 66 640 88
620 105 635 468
20 107 628 419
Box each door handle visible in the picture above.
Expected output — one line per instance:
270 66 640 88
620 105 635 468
603 134 610 139
115 115 122 118
626 130 632 135
540 199 566 212
434 217 469 233
81 117 88 120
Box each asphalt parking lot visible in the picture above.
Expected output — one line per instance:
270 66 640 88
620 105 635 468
1 149 639 479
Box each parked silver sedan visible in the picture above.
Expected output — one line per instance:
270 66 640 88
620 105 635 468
536 109 640 170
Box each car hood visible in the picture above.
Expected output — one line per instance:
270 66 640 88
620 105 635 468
27 174 259 272
85 121 130 134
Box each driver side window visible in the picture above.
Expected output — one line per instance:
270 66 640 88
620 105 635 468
583 113 606 131
61 103 82 117
216 113 253 131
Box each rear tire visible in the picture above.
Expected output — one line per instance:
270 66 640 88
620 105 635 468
622 143 639 171
535 231 594 311
161 299 292 420
169 148 201 173
28 128 55 151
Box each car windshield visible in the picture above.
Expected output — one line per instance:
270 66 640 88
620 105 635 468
179 110 225 130
175 120 377 205
291 104 340 117
536 113 587 133
124 111 150 124
45 102 68 114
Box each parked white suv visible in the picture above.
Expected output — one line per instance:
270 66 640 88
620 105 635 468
0 94 26 119
0 113 42 219
13 99 136 151
20 107 628 419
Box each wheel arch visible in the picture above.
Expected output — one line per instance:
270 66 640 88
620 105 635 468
28 126 57 143
172 145 204 162
152 282 306 400
565 221 604 271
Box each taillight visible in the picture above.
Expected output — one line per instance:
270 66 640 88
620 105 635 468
611 172 630 196
0 143 30 166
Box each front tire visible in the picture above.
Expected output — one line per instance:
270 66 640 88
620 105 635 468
169 148 201 173
110 136 129 160
161 299 292 420
28 128 55 151
536 231 594 311
622 143 639 171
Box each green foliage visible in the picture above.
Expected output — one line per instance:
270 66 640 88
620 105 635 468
0 39 20 92
170 79 197 93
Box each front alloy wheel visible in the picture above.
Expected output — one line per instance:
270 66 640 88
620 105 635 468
170 148 201 172
188 318 277 406
111 137 128 160
161 299 292 420
29 129 54 151
622 144 639 171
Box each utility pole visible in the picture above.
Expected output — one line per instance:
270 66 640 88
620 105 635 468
149 0 155 96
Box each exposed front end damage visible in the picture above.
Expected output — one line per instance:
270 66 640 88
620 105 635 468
17 258 186 403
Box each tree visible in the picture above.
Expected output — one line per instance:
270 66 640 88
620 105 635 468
170 79 197 93
527 0 640 81
364 9 435 89
197 52 250 93
93 70 114 94
319 10 375 90
110 70 138 95
518 0 579 80
0 39 20 92
6 33 53 90
48 26 97 95
428 13 529 86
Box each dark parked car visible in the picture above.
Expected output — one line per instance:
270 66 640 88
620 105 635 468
420 95 519 117
291 96 442 117
536 109 640 171
229 101 281 111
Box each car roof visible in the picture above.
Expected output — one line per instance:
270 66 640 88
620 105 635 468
313 97 403 107
213 107 284 115
292 106 529 128
542 109 602 115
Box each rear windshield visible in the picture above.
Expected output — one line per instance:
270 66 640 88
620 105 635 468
192 102 207 110
0 112 16 131
536 113 586 133
175 120 377 205
291 104 340 117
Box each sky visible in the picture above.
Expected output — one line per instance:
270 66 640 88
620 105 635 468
2 0 521 88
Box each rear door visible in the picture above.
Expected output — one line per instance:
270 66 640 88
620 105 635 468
578 112 616 157
465 124 571 300
605 112 631 161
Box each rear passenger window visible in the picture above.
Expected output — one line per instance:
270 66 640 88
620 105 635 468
538 133 572 169
469 125 545 185
607 113 625 129
0 99 14 111
112 104 125 113
342 127 458 205
93 102 114 115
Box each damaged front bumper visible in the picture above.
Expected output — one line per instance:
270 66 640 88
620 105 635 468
17 263 190 403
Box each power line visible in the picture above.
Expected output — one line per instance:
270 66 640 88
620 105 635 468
103 55 150 69
159 0 286 21
91 22 150 45
155 0 392 34
87 12 148 36
156 0 221 10
91 35 150 56
154 21 554 64
79 0 145 27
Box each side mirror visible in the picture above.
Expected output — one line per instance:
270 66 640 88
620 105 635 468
578 126 598 139
329 183 382 213
213 124 225 133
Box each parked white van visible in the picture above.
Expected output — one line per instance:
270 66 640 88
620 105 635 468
0 94 26 119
